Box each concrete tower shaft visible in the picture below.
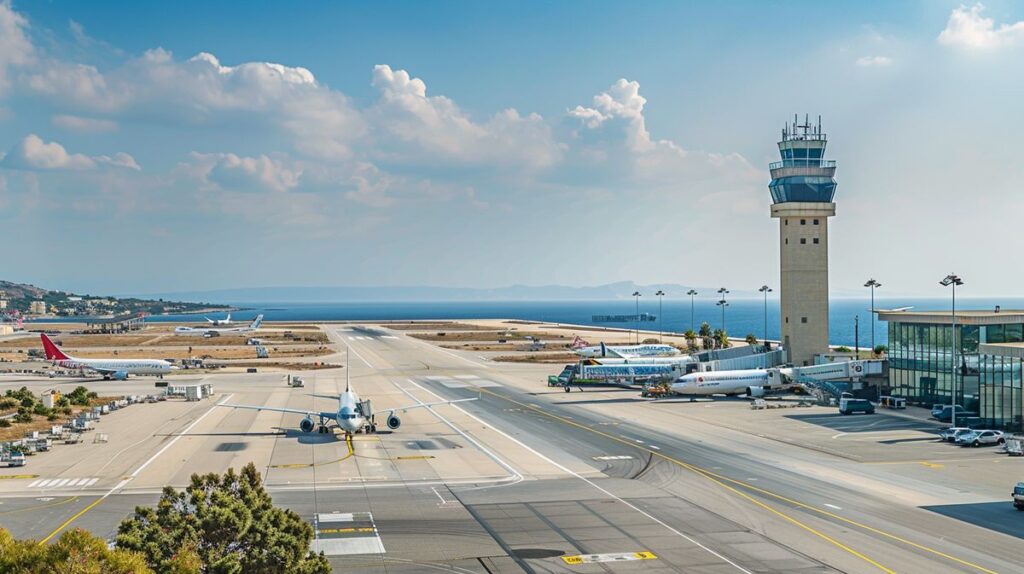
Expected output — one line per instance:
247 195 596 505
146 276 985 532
769 115 837 366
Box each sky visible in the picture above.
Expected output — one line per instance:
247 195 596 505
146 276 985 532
1 1 1023 298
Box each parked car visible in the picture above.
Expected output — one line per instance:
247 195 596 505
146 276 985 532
938 427 971 442
931 404 976 422
839 398 875 415
956 430 1005 447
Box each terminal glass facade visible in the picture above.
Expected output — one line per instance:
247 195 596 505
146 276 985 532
887 319 1024 431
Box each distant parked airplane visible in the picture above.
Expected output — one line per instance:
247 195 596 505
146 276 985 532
40 333 172 380
174 314 263 337
575 341 681 359
204 313 233 325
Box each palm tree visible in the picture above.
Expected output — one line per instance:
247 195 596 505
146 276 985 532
698 322 712 338
713 329 730 349
745 333 758 346
683 329 698 352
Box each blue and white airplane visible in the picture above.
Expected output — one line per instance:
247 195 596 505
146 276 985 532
575 341 681 359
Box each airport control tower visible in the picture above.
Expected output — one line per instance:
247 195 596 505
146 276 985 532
769 115 837 366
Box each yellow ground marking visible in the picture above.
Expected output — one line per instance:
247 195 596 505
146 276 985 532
318 527 377 534
270 435 356 468
562 551 657 564
39 497 105 544
919 462 944 469
479 388 998 574
395 455 435 460
0 496 78 516
0 474 38 480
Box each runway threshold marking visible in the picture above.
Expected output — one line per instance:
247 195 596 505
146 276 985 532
39 394 234 545
477 387 998 574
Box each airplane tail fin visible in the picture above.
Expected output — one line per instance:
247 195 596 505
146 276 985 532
345 346 351 392
250 315 263 329
40 334 70 361
226 313 231 323
570 336 589 350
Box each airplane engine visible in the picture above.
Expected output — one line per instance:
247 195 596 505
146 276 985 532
113 371 128 380
299 417 315 433
386 414 401 430
746 386 765 398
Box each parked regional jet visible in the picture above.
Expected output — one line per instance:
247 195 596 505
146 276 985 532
670 369 787 398
575 341 681 358
40 334 172 380
205 313 233 325
174 314 263 337
218 362 476 437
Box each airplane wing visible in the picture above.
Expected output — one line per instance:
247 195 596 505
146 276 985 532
218 403 336 420
372 397 477 417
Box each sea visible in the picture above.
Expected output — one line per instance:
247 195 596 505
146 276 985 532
122 297 1024 348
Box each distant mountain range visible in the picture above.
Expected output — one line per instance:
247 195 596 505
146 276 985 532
134 282 780 303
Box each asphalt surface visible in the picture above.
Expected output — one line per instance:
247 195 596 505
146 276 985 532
1 324 1022 573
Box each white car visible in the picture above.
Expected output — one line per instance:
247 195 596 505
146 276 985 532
938 427 971 442
956 430 1005 447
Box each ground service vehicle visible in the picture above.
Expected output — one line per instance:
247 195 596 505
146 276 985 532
839 398 875 415
1013 482 1024 510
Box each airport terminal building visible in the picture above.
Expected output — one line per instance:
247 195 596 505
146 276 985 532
880 309 1023 432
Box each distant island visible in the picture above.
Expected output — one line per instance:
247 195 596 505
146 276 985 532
0 280 230 318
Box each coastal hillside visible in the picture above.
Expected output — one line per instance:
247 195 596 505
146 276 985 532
0 279 228 317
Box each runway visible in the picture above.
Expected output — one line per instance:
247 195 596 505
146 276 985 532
1 324 1021 573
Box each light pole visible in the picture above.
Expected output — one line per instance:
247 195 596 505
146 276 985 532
655 290 665 343
717 287 729 332
686 289 697 332
864 278 881 352
758 285 772 346
940 273 964 428
632 291 642 344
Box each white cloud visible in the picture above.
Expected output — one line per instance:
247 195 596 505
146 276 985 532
0 0 33 95
938 3 1024 49
855 55 893 67
0 134 138 171
25 49 365 160
566 79 760 190
369 64 561 170
183 152 302 193
52 114 118 132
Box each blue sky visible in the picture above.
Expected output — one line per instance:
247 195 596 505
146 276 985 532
2 1 1023 297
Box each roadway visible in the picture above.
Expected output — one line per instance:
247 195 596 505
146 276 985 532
0 324 1021 573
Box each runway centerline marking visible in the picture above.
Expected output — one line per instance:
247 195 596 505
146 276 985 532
39 394 234 545
409 380 755 574
343 340 375 369
475 387 997 574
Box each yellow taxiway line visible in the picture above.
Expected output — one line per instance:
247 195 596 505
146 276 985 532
478 387 997 574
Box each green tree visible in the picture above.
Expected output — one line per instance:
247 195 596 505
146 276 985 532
0 527 153 574
698 322 712 338
873 344 888 356
834 346 852 353
713 329 730 349
744 333 758 346
116 463 330 574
